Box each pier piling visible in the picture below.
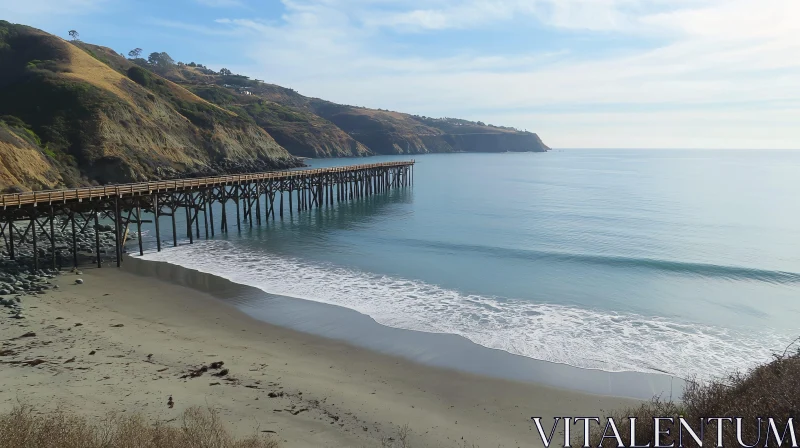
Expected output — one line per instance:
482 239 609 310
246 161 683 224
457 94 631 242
0 161 414 268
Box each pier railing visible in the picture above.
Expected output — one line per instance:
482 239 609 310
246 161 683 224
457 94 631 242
0 160 414 208
0 160 415 271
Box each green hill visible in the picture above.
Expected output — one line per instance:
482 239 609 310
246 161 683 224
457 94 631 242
0 21 301 191
0 21 549 192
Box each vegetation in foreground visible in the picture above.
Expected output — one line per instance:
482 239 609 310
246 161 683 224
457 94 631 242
589 340 800 447
0 405 279 448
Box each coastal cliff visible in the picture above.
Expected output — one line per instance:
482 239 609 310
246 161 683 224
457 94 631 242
0 22 302 191
0 21 548 191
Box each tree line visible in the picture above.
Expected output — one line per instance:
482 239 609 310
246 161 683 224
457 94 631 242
67 30 262 85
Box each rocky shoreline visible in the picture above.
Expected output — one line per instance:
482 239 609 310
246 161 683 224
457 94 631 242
0 216 122 318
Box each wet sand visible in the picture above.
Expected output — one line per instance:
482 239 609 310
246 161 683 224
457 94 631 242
0 265 640 447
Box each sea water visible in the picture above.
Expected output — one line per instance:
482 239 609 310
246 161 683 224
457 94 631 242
140 149 800 381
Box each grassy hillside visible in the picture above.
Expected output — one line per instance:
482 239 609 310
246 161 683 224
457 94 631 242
0 22 301 191
0 21 548 190
0 118 65 190
143 54 549 157
76 43 373 159
243 83 550 155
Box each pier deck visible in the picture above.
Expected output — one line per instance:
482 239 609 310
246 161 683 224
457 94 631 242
0 160 414 270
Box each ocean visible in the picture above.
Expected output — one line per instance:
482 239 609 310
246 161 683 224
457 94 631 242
139 149 800 382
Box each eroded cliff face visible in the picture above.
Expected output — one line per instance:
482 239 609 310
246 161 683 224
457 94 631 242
445 133 549 153
0 123 64 191
307 104 549 155
0 21 550 191
0 22 302 191
217 84 550 157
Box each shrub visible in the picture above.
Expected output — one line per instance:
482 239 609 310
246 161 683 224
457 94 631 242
127 65 151 87
589 341 800 448
0 404 279 448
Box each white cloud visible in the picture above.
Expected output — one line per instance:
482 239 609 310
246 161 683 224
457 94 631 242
196 0 800 148
8 0 785 149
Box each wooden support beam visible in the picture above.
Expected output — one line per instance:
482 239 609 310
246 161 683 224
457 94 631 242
137 205 144 256
71 211 78 268
221 188 228 233
203 192 210 239
114 197 122 267
8 218 15 260
171 206 178 247
94 208 101 268
255 184 262 226
235 187 241 232
31 214 38 271
49 206 56 270
185 204 193 245
208 190 214 238
154 195 162 252
296 186 301 213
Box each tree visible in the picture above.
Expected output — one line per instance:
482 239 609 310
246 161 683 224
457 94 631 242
147 52 175 67
219 68 232 76
128 48 142 59
68 30 79 41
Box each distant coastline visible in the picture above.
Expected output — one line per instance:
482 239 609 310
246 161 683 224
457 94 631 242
0 20 548 192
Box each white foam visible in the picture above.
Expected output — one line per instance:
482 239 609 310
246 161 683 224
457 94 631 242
141 240 791 381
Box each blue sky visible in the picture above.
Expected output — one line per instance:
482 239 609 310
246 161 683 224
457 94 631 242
2 0 799 149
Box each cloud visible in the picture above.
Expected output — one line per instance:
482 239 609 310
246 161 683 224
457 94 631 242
141 0 800 148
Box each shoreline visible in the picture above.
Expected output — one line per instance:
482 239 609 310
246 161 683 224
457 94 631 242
0 261 640 447
126 255 683 400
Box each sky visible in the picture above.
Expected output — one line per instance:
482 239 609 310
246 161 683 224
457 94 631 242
2 0 799 149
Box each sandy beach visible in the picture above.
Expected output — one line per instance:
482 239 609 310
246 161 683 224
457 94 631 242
0 266 639 447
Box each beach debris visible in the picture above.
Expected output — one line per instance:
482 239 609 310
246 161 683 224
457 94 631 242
89 350 96 355
167 396 174 409
0 349 15 356
74 323 83 327
289 408 309 416
209 382 221 386
157 367 168 372
64 357 75 364
180 365 208 379
146 354 153 362
75 279 84 285
24 358 46 367
268 391 284 398
110 323 124 328
20 331 36 338
180 361 226 379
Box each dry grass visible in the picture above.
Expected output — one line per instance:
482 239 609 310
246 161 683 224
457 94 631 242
0 127 63 191
61 43 134 103
589 341 800 447
0 404 279 448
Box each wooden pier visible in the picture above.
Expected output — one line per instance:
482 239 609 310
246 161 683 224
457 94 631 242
0 160 414 270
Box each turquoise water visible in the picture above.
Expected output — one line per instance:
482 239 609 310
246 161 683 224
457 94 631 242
141 149 800 380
